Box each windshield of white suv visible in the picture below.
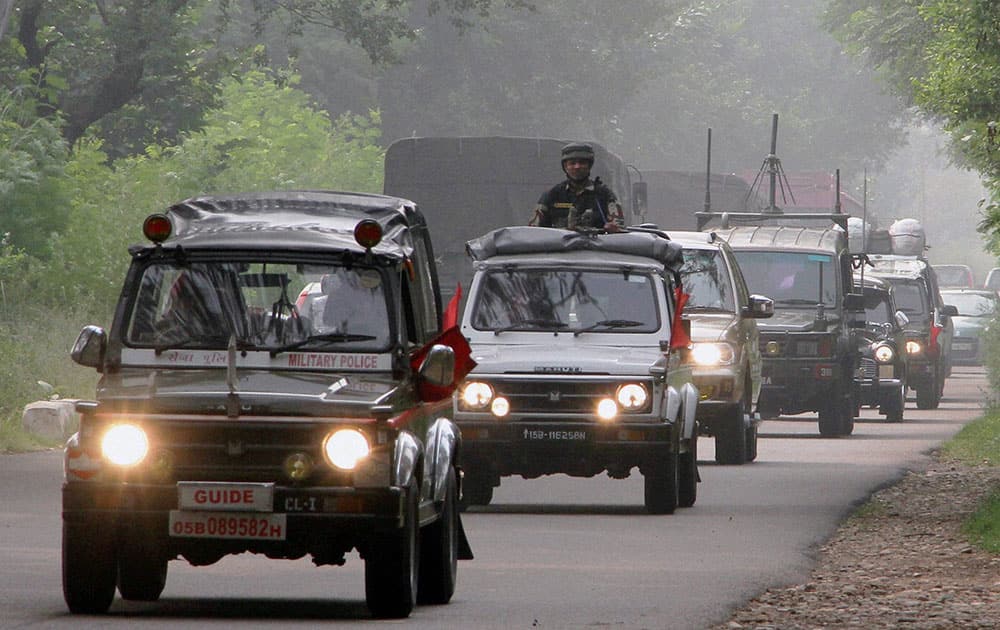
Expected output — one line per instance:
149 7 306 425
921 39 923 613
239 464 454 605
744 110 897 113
733 251 837 306
471 268 660 333
125 261 391 352
680 249 735 312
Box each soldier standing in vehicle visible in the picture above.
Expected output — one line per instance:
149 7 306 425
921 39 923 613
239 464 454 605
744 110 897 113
529 142 625 232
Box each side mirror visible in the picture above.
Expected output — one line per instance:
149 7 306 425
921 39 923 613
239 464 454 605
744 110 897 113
71 325 107 370
843 293 865 313
418 344 455 388
895 310 910 328
745 294 774 319
941 304 958 318
649 354 667 377
631 181 648 217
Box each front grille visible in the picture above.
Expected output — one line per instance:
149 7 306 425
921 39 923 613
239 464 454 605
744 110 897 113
480 377 653 415
859 357 877 380
760 334 834 358
125 421 362 484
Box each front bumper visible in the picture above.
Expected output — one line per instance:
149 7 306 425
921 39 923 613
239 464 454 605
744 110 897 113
855 359 903 406
758 356 847 414
63 481 406 551
457 417 674 478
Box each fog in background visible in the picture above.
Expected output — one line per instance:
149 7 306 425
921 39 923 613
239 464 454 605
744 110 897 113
258 0 994 276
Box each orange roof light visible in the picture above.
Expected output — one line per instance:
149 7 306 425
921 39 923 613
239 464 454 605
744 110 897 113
143 214 172 243
354 219 382 249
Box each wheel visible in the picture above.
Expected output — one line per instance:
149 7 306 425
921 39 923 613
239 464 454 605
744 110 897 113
643 452 678 515
365 484 419 619
458 468 494 511
744 422 758 462
818 392 854 437
117 534 168 601
714 399 748 465
915 381 941 409
882 384 905 423
63 520 117 614
677 434 698 508
417 468 459 605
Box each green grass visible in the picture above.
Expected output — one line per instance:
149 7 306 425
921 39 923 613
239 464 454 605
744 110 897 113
941 410 1000 554
964 487 1000 553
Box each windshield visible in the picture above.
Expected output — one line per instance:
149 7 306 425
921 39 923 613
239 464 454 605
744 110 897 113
943 293 997 317
887 281 928 317
125 261 391 352
733 251 837 306
471 268 660 333
863 290 893 325
934 266 971 287
680 249 735 312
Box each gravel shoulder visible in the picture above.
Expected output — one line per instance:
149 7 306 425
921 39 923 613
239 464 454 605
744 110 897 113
716 455 1000 630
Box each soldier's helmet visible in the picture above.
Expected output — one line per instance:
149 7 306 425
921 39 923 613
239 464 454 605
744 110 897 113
560 142 595 166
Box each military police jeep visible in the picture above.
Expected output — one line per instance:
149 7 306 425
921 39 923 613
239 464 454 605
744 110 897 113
454 226 699 514
64 191 473 619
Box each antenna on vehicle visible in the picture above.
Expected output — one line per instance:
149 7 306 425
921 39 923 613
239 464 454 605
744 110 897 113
704 128 712 213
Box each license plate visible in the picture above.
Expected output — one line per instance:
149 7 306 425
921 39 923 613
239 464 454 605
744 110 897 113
169 510 287 540
878 365 894 379
520 427 588 441
178 482 274 512
953 342 972 351
797 341 818 356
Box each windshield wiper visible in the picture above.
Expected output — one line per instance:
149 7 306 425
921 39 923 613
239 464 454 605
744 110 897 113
269 332 377 357
493 319 569 335
775 298 826 305
574 319 645 336
683 305 731 313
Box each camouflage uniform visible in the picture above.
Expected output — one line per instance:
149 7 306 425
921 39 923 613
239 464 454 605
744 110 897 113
529 178 624 231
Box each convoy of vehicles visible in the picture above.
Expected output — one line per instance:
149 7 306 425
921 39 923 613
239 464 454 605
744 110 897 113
863 255 956 409
668 230 773 464
940 288 999 366
453 226 699 514
64 191 473 618
853 274 909 422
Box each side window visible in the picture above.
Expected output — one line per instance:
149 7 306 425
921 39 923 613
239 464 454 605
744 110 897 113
726 247 751 308
405 231 440 343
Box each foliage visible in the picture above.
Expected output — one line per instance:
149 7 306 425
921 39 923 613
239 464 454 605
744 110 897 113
942 404 1000 466
825 0 1000 254
0 83 71 257
0 68 386 444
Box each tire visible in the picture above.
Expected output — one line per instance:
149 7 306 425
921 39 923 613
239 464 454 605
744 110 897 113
643 452 679 515
365 484 419 619
882 384 905 423
677 434 698 509
915 382 940 409
417 468 459 605
365 485 420 619
63 520 117 614
117 535 168 601
745 423 759 462
818 391 854 437
458 469 494 511
714 399 748 465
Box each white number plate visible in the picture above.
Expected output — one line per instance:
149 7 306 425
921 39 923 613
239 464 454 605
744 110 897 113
177 482 274 512
169 510 287 540
952 342 972 351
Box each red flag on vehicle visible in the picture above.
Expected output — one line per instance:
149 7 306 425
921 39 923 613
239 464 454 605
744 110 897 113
443 283 462 329
670 286 691 350
409 325 477 402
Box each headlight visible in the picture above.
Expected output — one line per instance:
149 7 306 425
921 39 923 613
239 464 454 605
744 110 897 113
596 398 618 421
461 381 493 409
101 424 149 466
323 429 370 470
616 384 648 410
491 397 510 417
905 340 923 355
690 342 735 366
874 344 895 363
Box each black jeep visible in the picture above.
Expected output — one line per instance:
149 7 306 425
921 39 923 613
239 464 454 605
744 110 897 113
64 191 472 618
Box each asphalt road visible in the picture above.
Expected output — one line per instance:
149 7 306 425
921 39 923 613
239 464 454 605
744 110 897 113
0 367 987 629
